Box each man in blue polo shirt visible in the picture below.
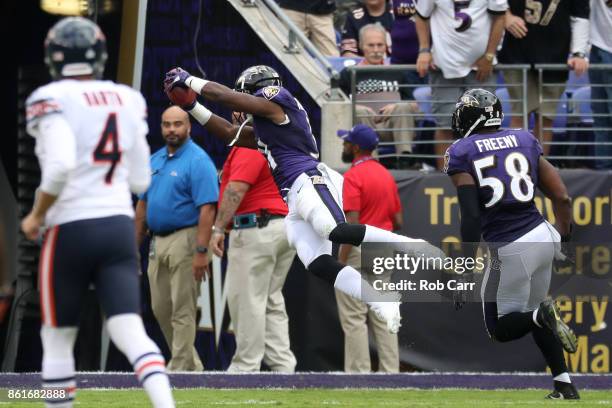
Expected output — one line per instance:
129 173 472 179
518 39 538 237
135 106 218 371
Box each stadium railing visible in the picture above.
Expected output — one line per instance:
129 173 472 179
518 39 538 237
344 63 612 168
533 63 612 166
243 0 342 93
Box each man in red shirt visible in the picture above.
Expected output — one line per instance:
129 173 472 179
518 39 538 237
210 145 296 372
335 124 402 372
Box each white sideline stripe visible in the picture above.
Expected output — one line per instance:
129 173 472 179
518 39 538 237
3 371 611 377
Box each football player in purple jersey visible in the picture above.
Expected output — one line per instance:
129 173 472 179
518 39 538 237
445 89 579 400
164 65 446 334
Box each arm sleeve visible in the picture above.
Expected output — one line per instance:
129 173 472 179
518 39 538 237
457 184 482 261
127 92 151 194
569 17 590 55
415 0 435 18
228 148 266 185
342 171 361 212
35 115 77 196
190 154 220 207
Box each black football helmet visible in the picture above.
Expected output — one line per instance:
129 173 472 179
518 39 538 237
234 65 282 94
451 89 503 138
45 17 108 80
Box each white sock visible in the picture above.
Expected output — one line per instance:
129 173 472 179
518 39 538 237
533 309 542 328
334 266 387 305
554 372 571 383
107 314 175 408
363 225 422 251
41 326 78 408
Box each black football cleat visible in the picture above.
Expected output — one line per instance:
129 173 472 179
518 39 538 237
546 381 580 400
538 298 578 353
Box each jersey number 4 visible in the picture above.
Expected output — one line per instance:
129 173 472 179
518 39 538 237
474 152 534 208
93 113 122 184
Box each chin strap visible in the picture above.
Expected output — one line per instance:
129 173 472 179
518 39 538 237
229 114 252 146
464 115 484 138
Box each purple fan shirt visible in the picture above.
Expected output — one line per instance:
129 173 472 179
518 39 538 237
390 0 419 64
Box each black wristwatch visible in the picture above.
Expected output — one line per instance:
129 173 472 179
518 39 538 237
571 52 586 59
195 245 208 254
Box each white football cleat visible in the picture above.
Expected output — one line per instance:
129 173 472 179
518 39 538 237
370 301 402 334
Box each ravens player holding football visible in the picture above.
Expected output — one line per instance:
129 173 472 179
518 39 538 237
164 65 445 334
445 89 579 399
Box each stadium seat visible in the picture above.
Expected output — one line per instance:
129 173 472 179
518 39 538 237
570 86 593 124
552 92 569 133
413 86 434 123
326 56 363 74
566 70 590 92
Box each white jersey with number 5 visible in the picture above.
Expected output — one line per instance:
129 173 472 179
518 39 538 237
26 79 151 227
415 0 508 78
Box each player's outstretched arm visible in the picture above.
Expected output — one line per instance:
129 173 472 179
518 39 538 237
163 73 258 148
537 157 572 237
165 67 286 124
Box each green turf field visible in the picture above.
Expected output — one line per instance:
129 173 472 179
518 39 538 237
4 389 612 407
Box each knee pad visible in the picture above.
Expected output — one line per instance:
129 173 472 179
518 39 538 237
328 223 366 246
307 254 344 284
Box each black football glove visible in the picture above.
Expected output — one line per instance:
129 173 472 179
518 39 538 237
554 226 575 271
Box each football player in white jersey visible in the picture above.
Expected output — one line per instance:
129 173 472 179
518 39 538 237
21 17 174 408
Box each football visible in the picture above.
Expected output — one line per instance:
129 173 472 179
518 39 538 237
166 84 196 107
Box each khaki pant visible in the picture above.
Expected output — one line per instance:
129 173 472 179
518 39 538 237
335 246 399 373
355 102 419 153
226 218 297 372
148 226 203 371
504 69 565 119
281 8 339 57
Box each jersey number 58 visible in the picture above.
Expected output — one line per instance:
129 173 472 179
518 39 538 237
473 152 534 208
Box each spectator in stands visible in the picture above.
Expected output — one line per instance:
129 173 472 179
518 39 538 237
499 0 590 156
390 1 427 107
336 124 401 373
589 0 612 170
339 23 420 161
210 139 296 373
341 0 393 57
390 0 419 66
135 106 218 371
415 0 507 169
277 0 340 56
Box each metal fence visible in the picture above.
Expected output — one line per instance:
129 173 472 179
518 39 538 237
345 63 612 168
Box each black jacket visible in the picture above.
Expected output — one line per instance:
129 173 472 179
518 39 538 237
277 0 336 14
